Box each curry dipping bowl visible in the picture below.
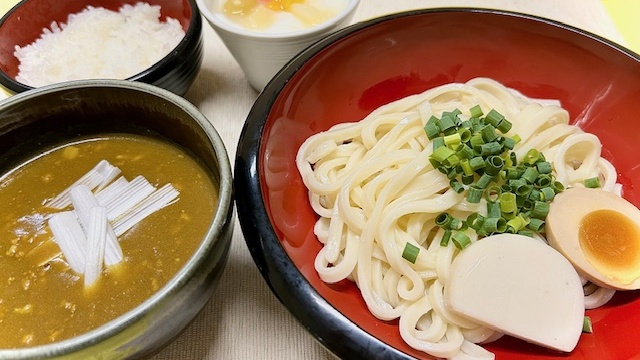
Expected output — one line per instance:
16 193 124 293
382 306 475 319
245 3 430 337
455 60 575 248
0 0 203 96
0 79 233 358
234 7 640 360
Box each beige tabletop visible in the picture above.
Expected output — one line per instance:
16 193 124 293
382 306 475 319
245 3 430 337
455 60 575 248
144 1 628 359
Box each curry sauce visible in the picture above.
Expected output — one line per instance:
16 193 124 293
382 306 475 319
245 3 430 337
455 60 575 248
0 134 217 348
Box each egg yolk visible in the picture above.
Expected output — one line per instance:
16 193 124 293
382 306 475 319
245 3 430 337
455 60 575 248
223 0 258 16
579 209 640 283
223 0 303 15
263 0 304 11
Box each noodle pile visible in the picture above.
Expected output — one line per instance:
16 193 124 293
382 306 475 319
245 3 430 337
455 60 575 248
296 78 619 359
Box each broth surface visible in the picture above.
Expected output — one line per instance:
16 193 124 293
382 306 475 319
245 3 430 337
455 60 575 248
0 134 218 347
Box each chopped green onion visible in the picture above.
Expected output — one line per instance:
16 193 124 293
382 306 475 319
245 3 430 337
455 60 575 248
515 183 533 197
456 144 474 160
536 174 552 188
402 242 420 264
435 212 453 228
506 215 528 232
518 229 534 237
469 133 485 149
499 192 517 214
444 133 462 147
540 186 555 201
485 185 502 202
460 159 473 176
481 217 507 234
469 156 485 171
427 107 567 243
496 119 513 133
527 217 545 232
436 115 456 133
431 146 456 162
442 154 461 167
424 122 441 139
452 232 471 249
521 167 539 184
466 213 485 230
508 152 518 167
485 109 505 126
484 156 504 175
585 176 601 188
475 173 495 189
461 174 475 185
480 124 499 142
524 149 541 165
552 181 565 193
432 136 445 150
532 201 550 219
505 167 521 180
466 186 484 203
521 198 534 211
440 229 452 246
487 201 501 218
528 188 541 202
457 128 472 143
582 316 593 334
536 161 553 174
479 141 502 156
502 137 516 150
450 179 465 193
469 104 483 118
450 218 466 231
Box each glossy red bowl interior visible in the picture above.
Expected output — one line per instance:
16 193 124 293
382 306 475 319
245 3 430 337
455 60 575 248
0 0 199 95
235 8 640 360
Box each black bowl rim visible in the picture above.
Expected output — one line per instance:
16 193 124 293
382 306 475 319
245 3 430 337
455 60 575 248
0 79 234 358
0 0 202 94
234 7 640 360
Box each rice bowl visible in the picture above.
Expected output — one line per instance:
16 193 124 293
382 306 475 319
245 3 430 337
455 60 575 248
0 0 203 95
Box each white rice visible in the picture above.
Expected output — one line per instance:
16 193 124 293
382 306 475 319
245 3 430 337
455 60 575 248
14 2 186 87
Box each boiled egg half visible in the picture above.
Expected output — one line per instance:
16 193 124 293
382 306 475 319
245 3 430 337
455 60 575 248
546 187 640 290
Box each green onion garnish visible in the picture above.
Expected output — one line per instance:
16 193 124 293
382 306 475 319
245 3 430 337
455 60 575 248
584 176 601 188
469 104 483 118
452 232 471 249
582 316 593 333
440 230 452 246
402 242 420 264
424 107 567 244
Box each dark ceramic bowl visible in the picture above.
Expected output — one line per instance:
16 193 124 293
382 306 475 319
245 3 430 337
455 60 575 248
234 8 640 360
0 0 203 96
0 79 234 359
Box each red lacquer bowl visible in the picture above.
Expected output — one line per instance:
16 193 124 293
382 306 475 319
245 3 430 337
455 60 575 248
235 8 640 360
0 0 202 95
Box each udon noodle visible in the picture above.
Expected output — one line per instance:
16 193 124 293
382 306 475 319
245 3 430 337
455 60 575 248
296 78 619 359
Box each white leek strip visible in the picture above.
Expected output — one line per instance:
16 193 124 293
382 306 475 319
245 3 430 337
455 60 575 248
113 184 180 237
99 175 156 221
48 211 87 273
95 165 122 192
95 176 129 205
84 206 108 287
45 160 120 209
70 185 124 266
